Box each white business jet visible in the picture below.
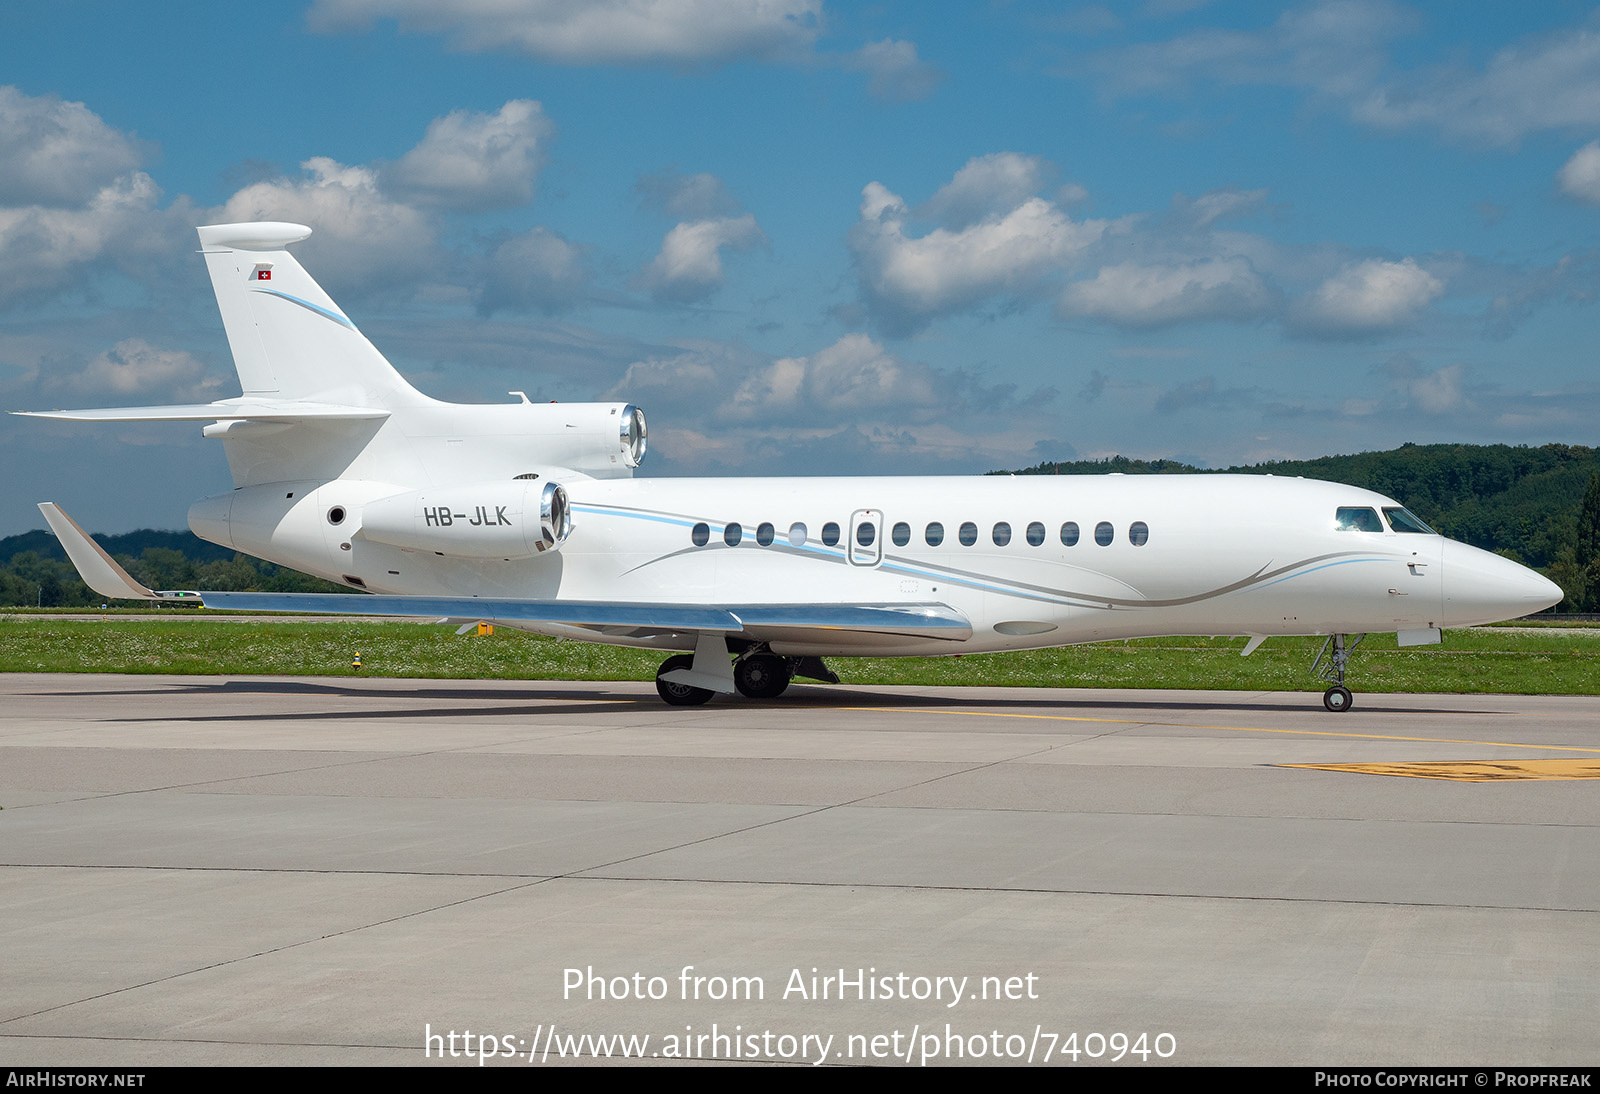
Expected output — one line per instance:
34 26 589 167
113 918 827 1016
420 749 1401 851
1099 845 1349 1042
21 223 1563 711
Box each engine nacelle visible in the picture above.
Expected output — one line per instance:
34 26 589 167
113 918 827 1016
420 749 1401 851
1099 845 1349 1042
399 401 647 482
362 480 572 559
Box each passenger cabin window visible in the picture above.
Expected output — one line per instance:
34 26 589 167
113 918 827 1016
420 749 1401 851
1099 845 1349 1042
892 521 911 547
1383 507 1435 534
1026 521 1045 546
1094 521 1114 546
926 522 945 546
1129 521 1149 546
788 522 807 547
959 522 978 546
992 521 1012 546
757 522 775 546
1061 521 1079 547
822 522 841 547
691 522 710 546
856 522 876 547
1335 507 1383 532
724 522 742 546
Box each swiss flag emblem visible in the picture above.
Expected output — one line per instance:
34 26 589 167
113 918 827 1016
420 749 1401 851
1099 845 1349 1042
256 269 271 281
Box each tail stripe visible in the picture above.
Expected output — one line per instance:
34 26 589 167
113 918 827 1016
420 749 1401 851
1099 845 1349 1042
251 288 358 332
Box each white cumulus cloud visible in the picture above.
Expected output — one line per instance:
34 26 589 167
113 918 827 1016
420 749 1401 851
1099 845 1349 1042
1558 141 1600 203
1091 2 1600 146
0 88 185 307
727 333 939 421
1058 258 1274 327
640 213 767 303
0 86 145 206
385 100 554 211
214 157 435 293
308 0 821 65
68 338 223 397
845 39 946 102
1291 257 1443 337
919 152 1053 230
851 159 1104 332
0 172 171 305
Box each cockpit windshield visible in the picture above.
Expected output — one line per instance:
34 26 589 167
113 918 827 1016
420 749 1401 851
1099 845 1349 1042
1335 507 1383 532
1382 506 1435 534
1335 505 1436 533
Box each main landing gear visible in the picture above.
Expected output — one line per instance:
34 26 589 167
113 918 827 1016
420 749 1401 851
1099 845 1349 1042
653 647 838 706
733 653 791 699
655 654 713 706
1311 633 1364 712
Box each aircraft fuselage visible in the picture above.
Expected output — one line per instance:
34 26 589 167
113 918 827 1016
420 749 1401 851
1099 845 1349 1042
187 470 1553 657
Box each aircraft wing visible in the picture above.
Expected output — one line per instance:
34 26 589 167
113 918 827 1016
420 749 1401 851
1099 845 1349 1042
194 591 972 641
37 502 970 642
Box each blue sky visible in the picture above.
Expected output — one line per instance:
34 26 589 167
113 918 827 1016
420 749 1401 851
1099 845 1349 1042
3 1 1600 535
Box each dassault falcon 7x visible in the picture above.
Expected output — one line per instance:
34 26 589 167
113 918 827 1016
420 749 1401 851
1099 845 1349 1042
21 222 1562 711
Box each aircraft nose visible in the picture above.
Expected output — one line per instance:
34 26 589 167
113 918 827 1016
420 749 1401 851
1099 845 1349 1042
1440 538 1564 626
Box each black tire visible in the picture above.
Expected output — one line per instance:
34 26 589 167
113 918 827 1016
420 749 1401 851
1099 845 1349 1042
656 654 714 706
1323 685 1353 713
734 654 791 699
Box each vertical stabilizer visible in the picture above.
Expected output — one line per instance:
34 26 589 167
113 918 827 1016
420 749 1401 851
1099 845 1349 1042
196 222 430 409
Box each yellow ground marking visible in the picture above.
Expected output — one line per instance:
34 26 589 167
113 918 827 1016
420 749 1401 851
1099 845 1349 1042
1283 760 1600 781
836 706 1600 755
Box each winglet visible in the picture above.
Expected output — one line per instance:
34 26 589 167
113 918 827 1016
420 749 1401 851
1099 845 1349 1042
36 503 155 601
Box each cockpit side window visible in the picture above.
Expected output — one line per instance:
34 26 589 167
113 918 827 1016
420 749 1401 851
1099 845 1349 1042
1335 507 1383 532
1383 507 1435 534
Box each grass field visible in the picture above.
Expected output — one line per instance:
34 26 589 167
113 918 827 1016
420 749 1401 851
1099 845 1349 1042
2 617 1597 694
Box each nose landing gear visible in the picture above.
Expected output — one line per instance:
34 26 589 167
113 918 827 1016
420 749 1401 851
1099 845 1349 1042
1311 633 1364 712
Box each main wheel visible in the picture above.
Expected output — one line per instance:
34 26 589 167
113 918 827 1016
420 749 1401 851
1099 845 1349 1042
656 655 714 706
734 654 791 699
1323 685 1353 713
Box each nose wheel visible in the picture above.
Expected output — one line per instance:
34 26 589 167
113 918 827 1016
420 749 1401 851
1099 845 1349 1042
1311 633 1364 713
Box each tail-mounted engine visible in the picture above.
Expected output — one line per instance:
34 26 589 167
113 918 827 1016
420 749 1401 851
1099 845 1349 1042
361 479 573 559
454 400 645 479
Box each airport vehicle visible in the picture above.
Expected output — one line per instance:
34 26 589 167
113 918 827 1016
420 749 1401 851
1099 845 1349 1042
22 222 1564 710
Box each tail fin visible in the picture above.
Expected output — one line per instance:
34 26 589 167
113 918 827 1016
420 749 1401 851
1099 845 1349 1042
196 223 430 409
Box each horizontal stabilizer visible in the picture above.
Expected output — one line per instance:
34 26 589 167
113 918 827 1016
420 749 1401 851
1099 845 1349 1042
37 503 155 601
16 399 390 423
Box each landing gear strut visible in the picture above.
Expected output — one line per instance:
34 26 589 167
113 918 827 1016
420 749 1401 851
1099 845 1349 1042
1311 633 1364 712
